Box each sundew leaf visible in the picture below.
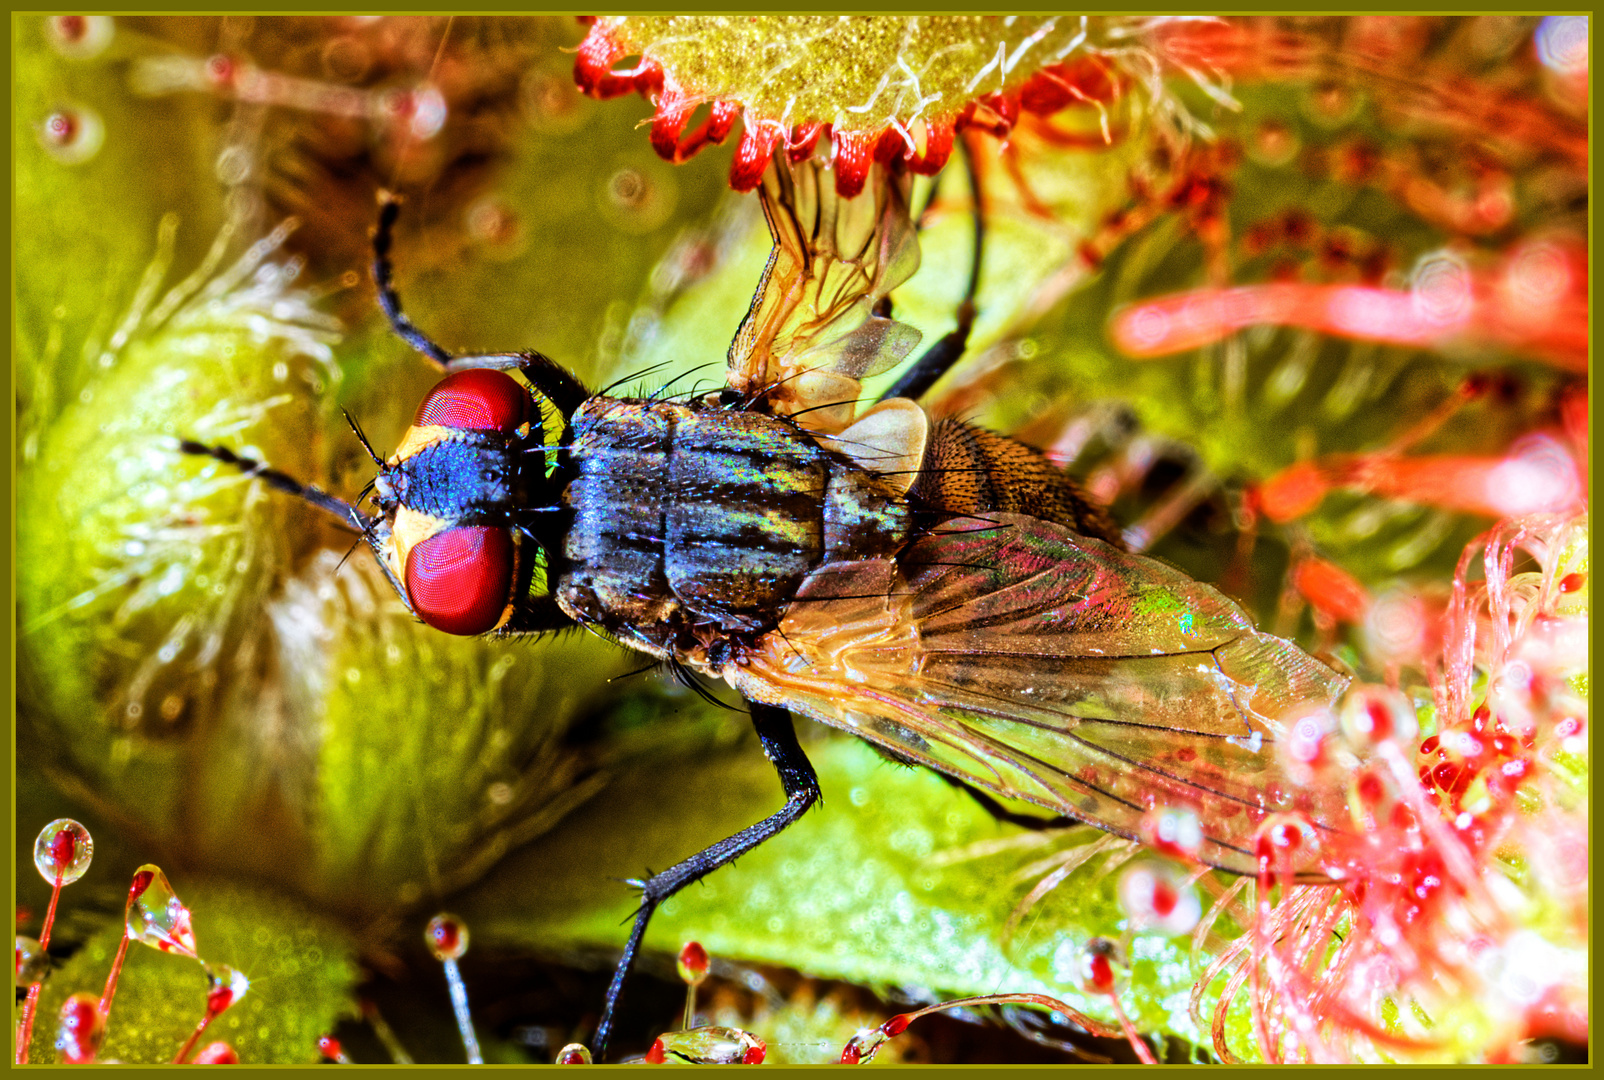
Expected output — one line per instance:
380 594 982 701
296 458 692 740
590 16 1091 132
26 879 359 1064
462 733 1222 1053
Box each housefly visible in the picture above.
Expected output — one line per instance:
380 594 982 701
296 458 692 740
183 147 1351 1058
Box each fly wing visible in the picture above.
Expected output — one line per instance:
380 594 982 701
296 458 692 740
728 514 1353 876
726 151 924 433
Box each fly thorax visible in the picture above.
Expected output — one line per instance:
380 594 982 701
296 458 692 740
385 433 521 524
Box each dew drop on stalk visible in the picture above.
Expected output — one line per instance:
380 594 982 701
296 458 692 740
1075 940 1158 1064
839 1012 910 1064
204 962 250 1015
37 104 105 164
19 820 92 1061
676 940 709 986
1339 685 1419 749
425 913 481 1064
1077 937 1125 995
555 1043 593 1064
1117 861 1202 935
126 864 199 957
192 1041 239 1064
1139 806 1203 862
645 1025 766 1064
15 935 49 987
318 1035 352 1064
55 991 105 1064
1254 812 1321 879
175 963 251 1063
34 819 93 885
46 14 114 58
424 912 468 961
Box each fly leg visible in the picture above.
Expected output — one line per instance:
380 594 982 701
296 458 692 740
592 700 821 1061
935 772 1077 831
370 193 590 413
879 132 985 404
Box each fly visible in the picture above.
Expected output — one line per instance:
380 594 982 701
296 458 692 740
183 145 1351 1059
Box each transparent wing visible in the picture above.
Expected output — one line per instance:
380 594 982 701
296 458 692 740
726 152 924 433
729 514 1353 876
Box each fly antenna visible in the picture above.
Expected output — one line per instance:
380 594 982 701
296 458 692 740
178 440 372 534
343 409 385 467
334 536 365 574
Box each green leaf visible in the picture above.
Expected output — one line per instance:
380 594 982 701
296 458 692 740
463 732 1227 1051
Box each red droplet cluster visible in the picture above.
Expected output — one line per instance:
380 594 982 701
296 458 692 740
1416 704 1535 811
572 23 1125 196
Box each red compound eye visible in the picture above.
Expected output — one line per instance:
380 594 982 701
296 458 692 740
405 526 514 635
413 369 531 433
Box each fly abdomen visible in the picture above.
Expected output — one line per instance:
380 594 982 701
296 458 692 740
558 398 912 651
665 408 825 629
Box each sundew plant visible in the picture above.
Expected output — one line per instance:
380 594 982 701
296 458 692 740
15 15 1588 1064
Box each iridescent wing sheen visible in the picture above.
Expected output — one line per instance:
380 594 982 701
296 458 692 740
726 152 924 433
728 514 1353 876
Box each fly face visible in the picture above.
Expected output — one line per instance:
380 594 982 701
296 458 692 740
367 368 549 635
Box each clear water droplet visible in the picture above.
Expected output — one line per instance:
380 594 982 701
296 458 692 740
34 819 93 885
425 913 468 961
15 935 50 987
127 865 199 958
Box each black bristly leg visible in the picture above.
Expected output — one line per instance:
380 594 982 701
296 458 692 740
370 193 591 415
934 771 1077 832
879 132 985 404
591 700 821 1061
372 192 455 368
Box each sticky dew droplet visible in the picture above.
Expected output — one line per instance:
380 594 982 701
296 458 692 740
555 1043 592 1064
193 1041 239 1064
645 1026 765 1065
1117 861 1202 935
46 15 114 59
34 819 93 885
15 935 50 987
37 104 105 164
126 864 199 958
205 962 251 1015
676 941 709 987
1078 937 1125 996
1340 685 1419 748
424 913 468 961
55 991 105 1064
317 1035 352 1064
1139 805 1204 862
